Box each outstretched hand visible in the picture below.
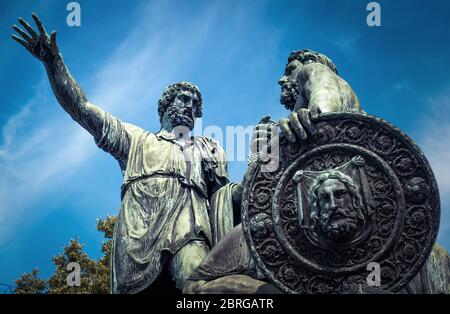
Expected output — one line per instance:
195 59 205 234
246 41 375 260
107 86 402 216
11 13 60 63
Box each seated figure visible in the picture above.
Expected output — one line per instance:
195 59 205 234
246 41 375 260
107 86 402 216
184 50 450 294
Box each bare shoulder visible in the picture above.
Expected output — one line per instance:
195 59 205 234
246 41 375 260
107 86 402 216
336 75 355 92
298 62 336 80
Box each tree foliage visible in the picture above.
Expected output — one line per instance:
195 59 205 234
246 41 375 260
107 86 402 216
14 215 117 294
13 268 47 294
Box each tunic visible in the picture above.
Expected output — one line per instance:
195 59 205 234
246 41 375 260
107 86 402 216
78 104 230 293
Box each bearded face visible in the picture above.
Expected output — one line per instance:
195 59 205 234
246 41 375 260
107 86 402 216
278 59 302 110
165 90 199 130
318 205 363 242
315 178 366 243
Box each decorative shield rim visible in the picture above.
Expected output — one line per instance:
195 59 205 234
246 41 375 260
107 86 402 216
241 112 441 294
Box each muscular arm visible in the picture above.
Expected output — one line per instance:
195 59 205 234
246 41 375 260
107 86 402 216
279 62 362 143
44 54 105 140
297 63 344 113
279 63 347 144
12 13 130 165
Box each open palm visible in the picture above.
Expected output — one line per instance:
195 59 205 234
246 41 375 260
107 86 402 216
11 12 59 62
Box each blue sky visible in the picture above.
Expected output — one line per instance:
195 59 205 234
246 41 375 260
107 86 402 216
1 0 450 288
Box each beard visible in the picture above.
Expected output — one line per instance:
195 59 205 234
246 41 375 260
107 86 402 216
167 106 195 130
318 207 365 243
280 81 299 111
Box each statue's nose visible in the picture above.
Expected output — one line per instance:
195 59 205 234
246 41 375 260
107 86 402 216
182 98 193 108
278 76 287 86
329 196 337 209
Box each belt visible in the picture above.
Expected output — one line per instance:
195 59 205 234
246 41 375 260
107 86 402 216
120 171 207 200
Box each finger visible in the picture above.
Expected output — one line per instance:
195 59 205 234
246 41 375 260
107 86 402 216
298 108 317 136
251 137 270 155
279 118 296 143
252 123 274 142
18 17 38 38
251 130 279 149
251 138 270 153
32 12 48 37
12 25 32 42
258 115 272 124
251 129 271 142
50 30 58 48
309 105 321 120
288 112 307 140
254 123 273 131
11 34 31 51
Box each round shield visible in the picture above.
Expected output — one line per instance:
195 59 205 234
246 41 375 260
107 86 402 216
241 112 440 294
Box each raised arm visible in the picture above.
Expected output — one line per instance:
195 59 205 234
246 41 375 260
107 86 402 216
12 13 104 137
12 13 131 166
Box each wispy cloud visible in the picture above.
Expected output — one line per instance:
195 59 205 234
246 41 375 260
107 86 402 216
333 33 361 54
0 0 221 245
393 79 411 91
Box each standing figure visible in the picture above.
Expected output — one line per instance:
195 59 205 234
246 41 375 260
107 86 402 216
11 13 239 293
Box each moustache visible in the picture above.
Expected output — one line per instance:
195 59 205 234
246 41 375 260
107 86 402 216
168 109 194 128
320 207 358 224
330 207 358 220
281 82 299 95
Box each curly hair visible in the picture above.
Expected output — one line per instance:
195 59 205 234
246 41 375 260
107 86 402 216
309 171 364 220
157 81 203 122
287 49 338 75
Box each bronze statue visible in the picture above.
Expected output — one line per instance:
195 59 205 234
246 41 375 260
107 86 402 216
184 49 449 294
277 49 361 144
11 13 241 294
308 169 367 243
11 12 449 294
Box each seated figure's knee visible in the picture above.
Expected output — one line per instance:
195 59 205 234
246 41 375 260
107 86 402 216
170 241 210 289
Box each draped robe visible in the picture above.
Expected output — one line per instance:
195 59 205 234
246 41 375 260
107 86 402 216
81 107 234 293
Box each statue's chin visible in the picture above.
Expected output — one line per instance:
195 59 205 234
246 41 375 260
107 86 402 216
280 91 289 102
174 123 194 131
321 219 360 243
280 82 299 106
280 93 295 110
170 116 194 131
